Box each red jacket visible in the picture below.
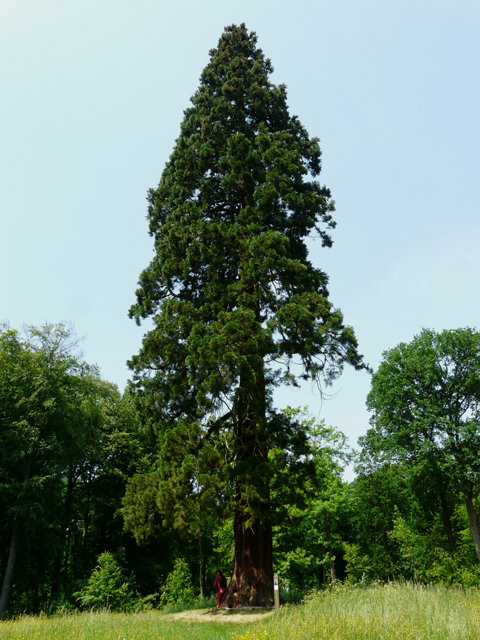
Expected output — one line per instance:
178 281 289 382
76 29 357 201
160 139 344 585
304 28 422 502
213 574 227 592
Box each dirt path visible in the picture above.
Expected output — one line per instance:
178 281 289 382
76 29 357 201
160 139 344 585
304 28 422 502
169 607 275 624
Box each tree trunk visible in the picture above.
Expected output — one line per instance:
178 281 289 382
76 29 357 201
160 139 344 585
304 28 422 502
223 364 273 607
323 523 336 585
464 486 480 562
0 454 33 619
223 511 273 607
328 543 336 584
0 523 21 618
82 498 90 559
439 491 456 553
33 583 39 614
199 537 204 597
51 467 75 599
63 529 70 592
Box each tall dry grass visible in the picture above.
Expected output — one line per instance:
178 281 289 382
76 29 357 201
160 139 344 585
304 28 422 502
233 582 480 640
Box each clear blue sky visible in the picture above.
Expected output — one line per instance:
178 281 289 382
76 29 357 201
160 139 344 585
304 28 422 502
1 0 479 459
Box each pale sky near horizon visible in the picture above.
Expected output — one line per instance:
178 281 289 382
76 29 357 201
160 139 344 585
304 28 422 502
1 0 479 469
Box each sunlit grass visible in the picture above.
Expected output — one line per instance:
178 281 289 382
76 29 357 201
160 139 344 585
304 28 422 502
3 583 480 640
232 582 480 640
0 609 240 640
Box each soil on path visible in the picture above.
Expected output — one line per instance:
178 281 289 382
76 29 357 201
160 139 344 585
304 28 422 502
169 607 275 624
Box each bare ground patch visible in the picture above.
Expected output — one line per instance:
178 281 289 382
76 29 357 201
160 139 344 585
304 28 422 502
169 607 275 624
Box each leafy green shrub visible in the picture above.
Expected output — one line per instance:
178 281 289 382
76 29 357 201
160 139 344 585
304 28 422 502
159 558 196 607
280 588 304 604
276 548 320 592
74 549 139 611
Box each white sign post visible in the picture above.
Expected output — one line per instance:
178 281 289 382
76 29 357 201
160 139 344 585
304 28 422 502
273 574 280 616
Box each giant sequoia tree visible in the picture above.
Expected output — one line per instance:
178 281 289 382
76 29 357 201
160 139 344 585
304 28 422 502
127 24 365 606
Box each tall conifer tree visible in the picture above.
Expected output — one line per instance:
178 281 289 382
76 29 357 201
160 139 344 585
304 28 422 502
127 24 366 606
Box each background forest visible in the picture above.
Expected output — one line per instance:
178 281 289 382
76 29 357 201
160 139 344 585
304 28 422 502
1 321 479 618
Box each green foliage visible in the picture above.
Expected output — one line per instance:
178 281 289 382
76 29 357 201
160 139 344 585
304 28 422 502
0 322 111 617
0 322 160 617
272 408 353 589
125 24 366 566
276 549 319 592
208 518 235 578
74 549 140 612
361 327 480 567
363 327 480 478
159 558 196 607
345 465 410 582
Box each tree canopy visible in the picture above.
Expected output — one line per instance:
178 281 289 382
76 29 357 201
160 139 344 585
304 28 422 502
127 24 366 606
361 327 480 562
0 323 103 616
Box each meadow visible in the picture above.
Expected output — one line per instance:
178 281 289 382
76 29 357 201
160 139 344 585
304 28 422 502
2 583 480 640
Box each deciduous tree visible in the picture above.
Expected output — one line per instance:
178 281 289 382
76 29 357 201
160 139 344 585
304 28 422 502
362 327 480 562
0 324 103 617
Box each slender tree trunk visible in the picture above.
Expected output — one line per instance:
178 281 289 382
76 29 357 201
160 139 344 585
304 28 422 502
51 467 75 599
82 497 90 559
0 524 21 618
199 537 204 597
323 522 336 585
328 544 336 585
464 486 480 562
63 528 70 593
0 454 33 619
33 583 39 614
439 491 456 552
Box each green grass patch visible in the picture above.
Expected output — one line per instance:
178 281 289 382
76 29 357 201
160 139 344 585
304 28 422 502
0 609 245 640
3 583 480 639
233 582 480 640
160 595 217 614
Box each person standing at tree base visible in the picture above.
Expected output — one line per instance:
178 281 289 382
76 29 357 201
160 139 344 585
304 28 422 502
213 570 227 608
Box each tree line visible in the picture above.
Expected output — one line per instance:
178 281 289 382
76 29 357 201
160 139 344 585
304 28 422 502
1 322 479 618
2 23 480 617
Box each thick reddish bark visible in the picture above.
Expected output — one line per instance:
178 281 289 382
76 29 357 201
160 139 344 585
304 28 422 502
223 512 273 607
223 357 274 607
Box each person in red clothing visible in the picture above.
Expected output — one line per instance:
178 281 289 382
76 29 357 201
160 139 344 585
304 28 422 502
213 570 227 608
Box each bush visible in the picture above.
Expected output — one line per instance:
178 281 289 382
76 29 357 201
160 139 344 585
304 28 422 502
159 558 196 607
74 549 140 612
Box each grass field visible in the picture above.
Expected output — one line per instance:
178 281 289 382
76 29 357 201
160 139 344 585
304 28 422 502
0 609 246 640
238 582 480 640
2 583 480 640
